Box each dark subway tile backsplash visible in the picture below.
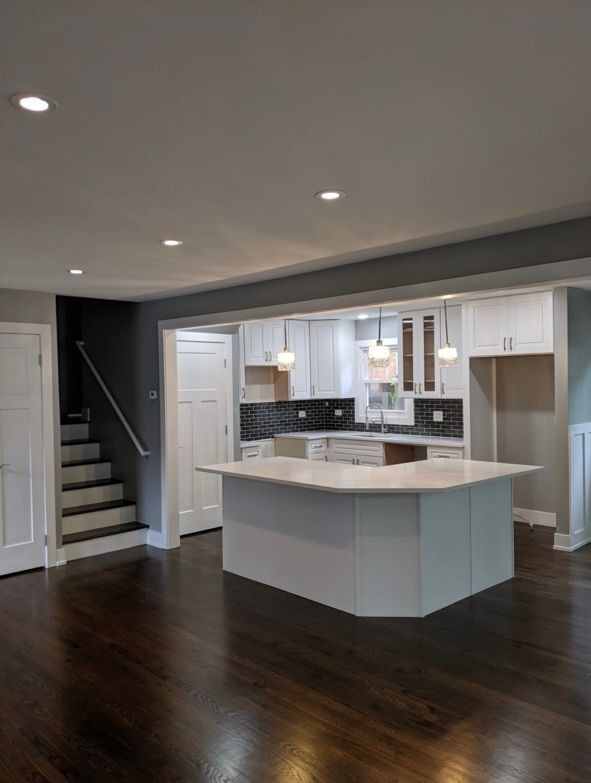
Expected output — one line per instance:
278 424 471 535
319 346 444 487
240 397 463 441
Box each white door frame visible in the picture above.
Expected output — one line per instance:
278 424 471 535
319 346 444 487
160 328 234 549
0 322 57 569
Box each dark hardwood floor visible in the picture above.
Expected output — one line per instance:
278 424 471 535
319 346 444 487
1 523 591 782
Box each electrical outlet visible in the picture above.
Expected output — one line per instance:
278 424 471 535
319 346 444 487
298 410 306 418
334 409 343 417
433 410 443 422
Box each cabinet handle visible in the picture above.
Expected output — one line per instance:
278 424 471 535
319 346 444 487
441 381 445 395
503 337 507 351
509 337 513 351
312 384 315 397
414 382 417 394
418 382 422 395
241 386 246 399
291 386 295 397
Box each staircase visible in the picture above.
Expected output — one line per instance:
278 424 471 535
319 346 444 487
60 418 148 561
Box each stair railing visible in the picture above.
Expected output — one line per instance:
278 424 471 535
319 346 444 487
76 341 150 458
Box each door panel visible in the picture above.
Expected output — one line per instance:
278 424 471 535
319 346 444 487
0 333 45 575
468 298 508 356
177 335 228 535
288 321 311 400
243 322 266 365
265 320 286 365
510 293 553 354
310 321 338 398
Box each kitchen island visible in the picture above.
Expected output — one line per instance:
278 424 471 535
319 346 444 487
197 457 541 617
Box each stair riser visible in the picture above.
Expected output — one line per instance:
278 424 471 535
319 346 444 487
64 527 147 562
61 423 89 440
62 483 123 509
61 442 100 462
62 462 111 483
62 504 136 536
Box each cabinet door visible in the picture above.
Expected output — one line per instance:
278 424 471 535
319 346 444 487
398 314 418 397
238 325 247 401
264 320 286 365
356 455 385 467
243 321 266 365
509 292 553 354
417 310 440 397
439 305 464 398
310 321 338 398
288 320 311 400
468 298 509 356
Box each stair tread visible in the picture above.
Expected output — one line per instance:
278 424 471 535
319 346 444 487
63 521 148 545
63 499 135 517
61 439 100 446
62 457 110 467
62 478 123 491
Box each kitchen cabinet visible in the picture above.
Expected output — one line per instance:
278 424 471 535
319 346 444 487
327 438 385 466
467 291 553 357
309 320 355 399
398 309 441 398
243 320 285 366
439 304 464 398
240 440 275 461
427 445 464 459
275 436 328 460
287 320 311 400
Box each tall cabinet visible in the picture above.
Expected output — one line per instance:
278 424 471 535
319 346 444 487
286 320 311 400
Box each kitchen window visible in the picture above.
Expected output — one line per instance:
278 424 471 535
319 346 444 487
355 339 414 425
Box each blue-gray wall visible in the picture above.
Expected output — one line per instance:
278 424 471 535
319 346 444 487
69 215 591 532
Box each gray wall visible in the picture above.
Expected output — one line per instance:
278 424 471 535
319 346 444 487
496 355 556 514
567 288 591 425
0 289 62 534
72 216 591 532
354 316 397 341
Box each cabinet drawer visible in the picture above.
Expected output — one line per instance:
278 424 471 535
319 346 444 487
309 453 328 461
306 438 327 456
427 446 464 460
328 438 384 457
241 446 262 460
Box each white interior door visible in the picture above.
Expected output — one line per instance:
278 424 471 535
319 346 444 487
177 333 229 535
0 333 46 575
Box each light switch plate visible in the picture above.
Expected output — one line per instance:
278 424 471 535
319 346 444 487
298 410 306 418
433 410 443 422
334 409 343 417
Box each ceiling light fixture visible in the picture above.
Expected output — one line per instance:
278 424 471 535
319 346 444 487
10 93 58 113
160 239 183 247
438 298 459 367
315 190 345 201
69 269 84 275
357 314 369 320
277 320 295 372
368 307 391 368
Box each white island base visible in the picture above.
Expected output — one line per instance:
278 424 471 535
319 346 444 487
221 474 514 617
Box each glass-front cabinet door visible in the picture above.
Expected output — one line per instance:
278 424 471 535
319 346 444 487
397 309 441 398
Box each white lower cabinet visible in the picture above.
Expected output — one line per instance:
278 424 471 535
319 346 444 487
427 446 464 460
327 438 385 466
241 440 275 461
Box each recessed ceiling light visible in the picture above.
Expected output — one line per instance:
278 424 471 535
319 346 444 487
357 314 369 320
315 190 345 201
69 269 84 275
10 93 58 113
161 239 183 247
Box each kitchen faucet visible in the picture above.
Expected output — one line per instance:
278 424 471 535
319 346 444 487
365 402 385 434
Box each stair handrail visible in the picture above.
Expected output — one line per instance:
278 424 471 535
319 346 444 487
75 341 150 458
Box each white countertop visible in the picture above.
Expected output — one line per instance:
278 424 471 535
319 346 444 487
198 456 540 494
274 431 465 449
240 439 274 448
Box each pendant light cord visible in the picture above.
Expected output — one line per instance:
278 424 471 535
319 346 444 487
378 307 382 341
443 299 450 344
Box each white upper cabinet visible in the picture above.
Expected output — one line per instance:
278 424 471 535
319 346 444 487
243 320 285 365
439 304 464 398
398 309 441 398
287 320 311 400
309 320 355 399
467 291 553 357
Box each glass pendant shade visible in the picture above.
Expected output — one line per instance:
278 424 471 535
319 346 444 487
438 342 459 367
277 348 295 372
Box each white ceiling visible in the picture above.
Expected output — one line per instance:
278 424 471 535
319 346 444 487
2 1 591 301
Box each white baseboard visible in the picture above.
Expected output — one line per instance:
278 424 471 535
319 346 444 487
513 507 556 528
553 530 591 552
55 547 67 566
64 527 148 562
147 529 167 549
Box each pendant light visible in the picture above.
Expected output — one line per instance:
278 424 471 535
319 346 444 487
368 307 391 368
277 320 295 371
438 299 459 367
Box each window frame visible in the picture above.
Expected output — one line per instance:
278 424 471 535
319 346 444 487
354 338 415 426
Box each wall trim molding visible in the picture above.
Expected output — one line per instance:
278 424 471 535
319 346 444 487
553 530 591 552
513 507 556 528
147 529 168 549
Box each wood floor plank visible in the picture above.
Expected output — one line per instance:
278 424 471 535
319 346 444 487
1 522 591 781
